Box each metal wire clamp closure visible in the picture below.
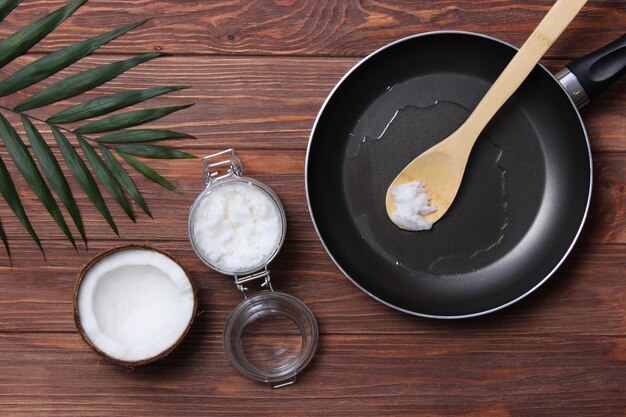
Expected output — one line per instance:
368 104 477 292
201 148 243 185
234 266 274 297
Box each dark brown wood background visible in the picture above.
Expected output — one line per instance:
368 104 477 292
0 1 625 416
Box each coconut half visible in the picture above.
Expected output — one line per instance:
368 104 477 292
74 245 197 365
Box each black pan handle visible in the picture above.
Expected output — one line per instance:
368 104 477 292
557 34 626 107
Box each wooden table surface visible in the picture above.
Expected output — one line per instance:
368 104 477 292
1 1 625 416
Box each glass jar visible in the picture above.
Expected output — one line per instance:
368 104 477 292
188 149 318 388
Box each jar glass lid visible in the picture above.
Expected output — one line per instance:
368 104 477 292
223 291 318 388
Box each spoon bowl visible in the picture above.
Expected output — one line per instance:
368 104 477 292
386 127 472 224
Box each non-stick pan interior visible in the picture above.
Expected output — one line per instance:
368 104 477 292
306 32 591 317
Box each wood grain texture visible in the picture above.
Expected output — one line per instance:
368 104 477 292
1 240 625 337
0 332 625 416
0 150 624 244
1 56 623 152
0 0 623 59
0 1 625 416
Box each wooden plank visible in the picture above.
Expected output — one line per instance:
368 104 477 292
0 149 623 245
0 56 623 153
0 238 624 336
0 55 353 151
0 1 623 59
0 332 624 416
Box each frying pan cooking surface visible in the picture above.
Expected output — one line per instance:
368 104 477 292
306 32 592 318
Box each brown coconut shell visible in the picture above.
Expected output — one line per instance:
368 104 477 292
74 244 198 367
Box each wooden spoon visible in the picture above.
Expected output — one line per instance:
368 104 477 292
385 0 587 230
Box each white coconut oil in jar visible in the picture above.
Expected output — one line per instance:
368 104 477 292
190 180 284 274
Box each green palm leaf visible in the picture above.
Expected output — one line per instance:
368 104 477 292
15 52 162 111
95 128 195 143
0 216 9 260
0 1 194 259
0 20 147 97
117 151 182 194
77 135 135 222
0 0 22 23
52 127 118 235
0 0 86 69
47 86 190 124
75 105 194 134
0 114 76 247
0 154 43 255
22 116 87 246
100 145 151 217
112 144 196 159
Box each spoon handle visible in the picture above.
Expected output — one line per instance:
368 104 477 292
459 0 587 142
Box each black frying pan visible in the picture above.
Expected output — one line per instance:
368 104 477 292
306 32 626 318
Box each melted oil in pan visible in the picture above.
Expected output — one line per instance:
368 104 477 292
343 100 510 276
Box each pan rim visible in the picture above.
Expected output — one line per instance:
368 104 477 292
305 30 593 319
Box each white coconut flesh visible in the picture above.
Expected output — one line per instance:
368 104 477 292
77 248 195 363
